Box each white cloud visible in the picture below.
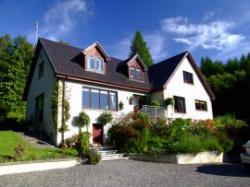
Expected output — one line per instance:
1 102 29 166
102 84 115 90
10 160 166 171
161 16 245 51
144 33 167 61
27 0 89 42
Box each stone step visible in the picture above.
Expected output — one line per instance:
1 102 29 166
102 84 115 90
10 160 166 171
98 150 118 155
101 153 129 161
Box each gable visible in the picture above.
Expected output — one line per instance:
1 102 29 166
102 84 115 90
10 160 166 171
83 45 106 61
164 55 214 100
127 55 148 72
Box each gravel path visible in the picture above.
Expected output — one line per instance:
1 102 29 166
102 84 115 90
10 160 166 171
0 160 249 187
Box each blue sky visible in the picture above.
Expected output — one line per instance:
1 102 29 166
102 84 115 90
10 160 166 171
1 0 250 63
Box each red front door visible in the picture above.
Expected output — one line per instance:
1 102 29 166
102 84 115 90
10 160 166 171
92 124 103 145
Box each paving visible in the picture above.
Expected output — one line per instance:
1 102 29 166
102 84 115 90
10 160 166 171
0 160 249 187
17 132 55 149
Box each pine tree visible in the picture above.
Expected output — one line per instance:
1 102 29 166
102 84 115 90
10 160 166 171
129 31 153 67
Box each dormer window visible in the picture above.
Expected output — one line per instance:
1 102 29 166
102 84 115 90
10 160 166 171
130 68 143 82
86 57 104 73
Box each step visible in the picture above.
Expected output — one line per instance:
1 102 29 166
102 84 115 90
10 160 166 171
101 153 129 161
98 150 118 155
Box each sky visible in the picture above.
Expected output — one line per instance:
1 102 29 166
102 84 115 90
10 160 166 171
1 0 250 64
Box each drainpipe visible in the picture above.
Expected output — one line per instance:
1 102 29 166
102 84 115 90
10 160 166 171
61 80 65 145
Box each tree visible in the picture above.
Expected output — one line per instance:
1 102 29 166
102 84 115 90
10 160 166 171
200 53 250 123
0 35 34 122
129 31 153 67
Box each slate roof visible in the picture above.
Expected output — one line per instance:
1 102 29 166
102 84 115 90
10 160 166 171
148 51 187 90
23 38 215 100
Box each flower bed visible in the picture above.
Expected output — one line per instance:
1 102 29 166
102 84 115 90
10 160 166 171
108 113 245 160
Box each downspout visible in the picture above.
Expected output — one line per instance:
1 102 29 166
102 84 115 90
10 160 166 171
61 80 65 145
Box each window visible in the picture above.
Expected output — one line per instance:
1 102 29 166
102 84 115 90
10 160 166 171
82 87 117 111
82 88 90 107
130 68 143 81
183 71 193 84
174 96 186 113
35 93 44 122
38 62 44 79
86 57 104 73
195 100 207 111
109 92 117 110
100 90 109 109
91 89 99 108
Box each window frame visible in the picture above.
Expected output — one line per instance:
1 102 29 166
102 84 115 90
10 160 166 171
195 99 208 111
82 87 118 111
129 67 144 82
183 71 194 84
86 56 105 74
174 96 186 113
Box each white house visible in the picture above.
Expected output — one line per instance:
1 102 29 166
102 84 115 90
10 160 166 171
23 38 215 145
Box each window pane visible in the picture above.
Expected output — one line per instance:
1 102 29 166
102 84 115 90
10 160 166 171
174 96 186 113
82 88 90 107
109 92 117 110
89 58 95 69
91 89 99 108
100 90 109 109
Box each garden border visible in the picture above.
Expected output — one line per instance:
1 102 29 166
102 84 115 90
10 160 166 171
130 151 223 164
0 159 80 176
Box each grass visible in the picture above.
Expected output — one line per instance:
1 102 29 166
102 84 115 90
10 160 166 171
0 130 78 162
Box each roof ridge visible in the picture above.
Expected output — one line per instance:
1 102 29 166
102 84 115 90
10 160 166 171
151 51 188 68
38 37 83 51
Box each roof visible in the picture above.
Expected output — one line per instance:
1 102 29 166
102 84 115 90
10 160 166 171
149 51 187 90
148 51 215 100
23 38 215 101
23 38 151 100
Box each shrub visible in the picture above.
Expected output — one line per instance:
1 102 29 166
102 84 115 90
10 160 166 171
76 132 90 157
86 149 101 165
97 112 113 126
65 135 79 148
146 136 165 156
13 143 26 160
150 100 160 107
214 114 247 129
164 98 174 108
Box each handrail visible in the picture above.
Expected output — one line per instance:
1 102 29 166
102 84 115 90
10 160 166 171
139 105 166 118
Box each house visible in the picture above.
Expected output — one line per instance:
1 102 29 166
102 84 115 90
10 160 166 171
23 38 215 145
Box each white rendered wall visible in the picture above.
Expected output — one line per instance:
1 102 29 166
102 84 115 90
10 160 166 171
57 81 146 145
163 56 213 120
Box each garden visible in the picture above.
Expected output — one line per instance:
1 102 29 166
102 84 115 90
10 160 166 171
0 130 77 163
108 113 248 157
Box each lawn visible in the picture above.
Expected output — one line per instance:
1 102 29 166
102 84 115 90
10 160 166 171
0 130 77 162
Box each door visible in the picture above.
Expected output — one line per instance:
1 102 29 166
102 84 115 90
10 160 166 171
92 124 103 145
